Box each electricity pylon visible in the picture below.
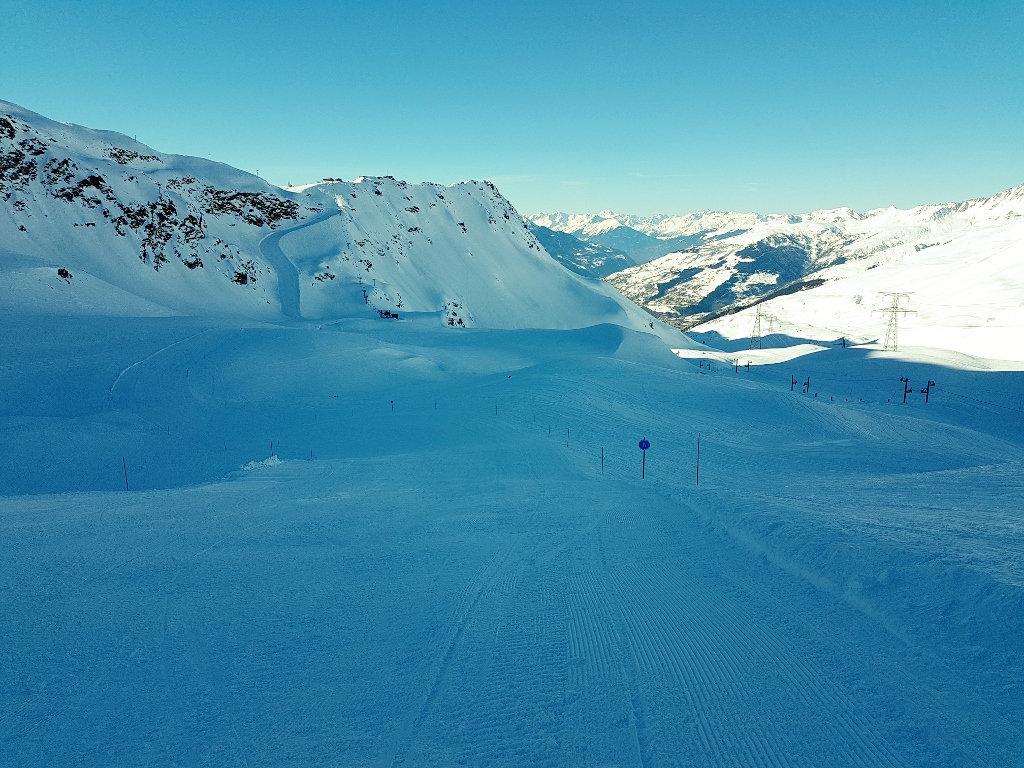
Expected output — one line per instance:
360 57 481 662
875 292 915 351
749 304 764 350
749 304 777 350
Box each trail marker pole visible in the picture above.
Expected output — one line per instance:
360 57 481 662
791 375 796 391
696 432 701 487
122 457 129 491
567 428 570 448
638 437 650 479
601 447 604 474
391 400 394 412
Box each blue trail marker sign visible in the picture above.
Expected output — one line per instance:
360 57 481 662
638 437 650 478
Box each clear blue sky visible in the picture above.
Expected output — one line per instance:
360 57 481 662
2 0 1023 215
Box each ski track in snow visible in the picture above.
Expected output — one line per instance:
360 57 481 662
109 329 211 393
390 528 525 767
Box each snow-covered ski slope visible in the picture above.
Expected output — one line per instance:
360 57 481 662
2 310 1023 766
0 99 670 337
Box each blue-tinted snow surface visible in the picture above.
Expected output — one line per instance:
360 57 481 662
2 315 1023 766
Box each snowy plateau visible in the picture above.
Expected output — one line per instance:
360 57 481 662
2 99 1024 768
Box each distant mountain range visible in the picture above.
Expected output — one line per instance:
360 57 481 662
528 189 1024 344
529 210 732 271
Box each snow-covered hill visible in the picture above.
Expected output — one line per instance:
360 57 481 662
533 188 1024 348
0 100 680 340
690 216 1024 362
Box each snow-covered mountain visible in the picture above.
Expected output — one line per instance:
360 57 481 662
532 188 1024 343
0 100 679 339
0 102 323 317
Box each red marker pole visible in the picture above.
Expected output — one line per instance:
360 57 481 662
696 432 701 487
